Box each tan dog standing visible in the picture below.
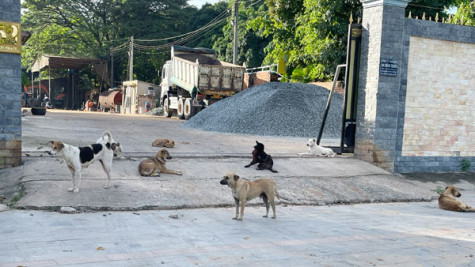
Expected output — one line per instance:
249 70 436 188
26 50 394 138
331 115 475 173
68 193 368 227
152 138 175 148
439 185 475 212
220 173 280 220
138 148 182 176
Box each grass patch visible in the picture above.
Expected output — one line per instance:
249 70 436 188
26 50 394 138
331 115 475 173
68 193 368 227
433 186 445 195
461 159 471 172
7 184 24 208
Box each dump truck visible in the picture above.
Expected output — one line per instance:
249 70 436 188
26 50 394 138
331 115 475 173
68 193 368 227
159 45 245 119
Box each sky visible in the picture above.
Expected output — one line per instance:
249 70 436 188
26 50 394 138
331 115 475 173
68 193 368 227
188 0 225 8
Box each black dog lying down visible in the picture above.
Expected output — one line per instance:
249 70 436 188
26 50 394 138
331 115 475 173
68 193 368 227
244 141 278 173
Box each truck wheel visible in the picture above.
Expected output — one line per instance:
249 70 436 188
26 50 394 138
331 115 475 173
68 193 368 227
184 98 194 120
177 98 185 119
163 99 172 118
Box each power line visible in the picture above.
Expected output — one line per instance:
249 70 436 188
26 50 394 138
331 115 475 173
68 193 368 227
135 9 231 43
110 9 231 56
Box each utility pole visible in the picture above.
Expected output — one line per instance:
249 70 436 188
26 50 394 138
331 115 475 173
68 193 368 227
110 48 114 88
128 36 134 81
233 0 238 65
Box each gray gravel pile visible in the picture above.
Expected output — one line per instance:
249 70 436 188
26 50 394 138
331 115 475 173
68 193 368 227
182 82 344 139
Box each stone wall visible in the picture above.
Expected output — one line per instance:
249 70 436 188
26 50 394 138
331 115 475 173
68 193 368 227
0 0 22 169
355 2 407 172
356 0 475 173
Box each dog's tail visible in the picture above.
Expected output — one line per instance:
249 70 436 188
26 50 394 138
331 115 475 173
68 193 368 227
102 131 112 143
269 168 278 173
274 186 280 199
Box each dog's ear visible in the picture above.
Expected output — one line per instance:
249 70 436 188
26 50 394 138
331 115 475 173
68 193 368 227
313 138 316 142
54 142 64 150
111 143 117 150
233 174 240 181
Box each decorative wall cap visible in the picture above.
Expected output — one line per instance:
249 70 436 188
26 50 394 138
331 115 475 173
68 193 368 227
0 21 21 55
360 0 412 8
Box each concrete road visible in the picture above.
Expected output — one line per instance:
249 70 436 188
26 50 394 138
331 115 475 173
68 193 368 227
21 109 319 157
1 199 475 267
1 109 474 266
12 110 472 210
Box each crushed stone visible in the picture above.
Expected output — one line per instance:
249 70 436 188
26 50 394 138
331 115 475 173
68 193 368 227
182 82 344 139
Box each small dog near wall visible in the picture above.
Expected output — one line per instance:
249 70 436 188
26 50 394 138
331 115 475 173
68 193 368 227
439 185 475 212
138 148 182 176
220 173 280 220
152 138 175 148
244 141 278 173
298 138 336 157
96 131 123 159
49 132 116 193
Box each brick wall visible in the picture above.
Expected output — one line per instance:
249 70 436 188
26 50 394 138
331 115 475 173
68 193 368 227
0 0 22 169
402 37 474 157
394 19 475 172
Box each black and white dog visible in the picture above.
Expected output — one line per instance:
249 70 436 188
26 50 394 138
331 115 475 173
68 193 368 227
50 132 116 193
96 131 123 159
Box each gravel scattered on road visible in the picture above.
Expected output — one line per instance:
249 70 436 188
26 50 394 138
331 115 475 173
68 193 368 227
182 82 344 138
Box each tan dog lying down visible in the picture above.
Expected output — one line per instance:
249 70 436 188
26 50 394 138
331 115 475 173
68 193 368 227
220 173 280 220
439 185 475 212
152 138 175 148
138 149 182 176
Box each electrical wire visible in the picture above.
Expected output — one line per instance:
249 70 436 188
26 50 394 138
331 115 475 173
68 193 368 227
110 0 264 55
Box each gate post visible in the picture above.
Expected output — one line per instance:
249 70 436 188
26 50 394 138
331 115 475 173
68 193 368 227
0 0 22 169
355 0 411 172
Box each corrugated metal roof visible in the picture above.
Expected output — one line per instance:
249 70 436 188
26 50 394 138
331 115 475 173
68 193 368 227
31 54 106 72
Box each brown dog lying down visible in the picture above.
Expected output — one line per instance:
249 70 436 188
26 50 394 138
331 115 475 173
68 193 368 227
152 138 175 148
220 173 280 220
138 148 182 176
439 185 475 212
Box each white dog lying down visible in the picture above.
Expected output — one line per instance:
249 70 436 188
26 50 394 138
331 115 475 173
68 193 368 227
298 138 336 157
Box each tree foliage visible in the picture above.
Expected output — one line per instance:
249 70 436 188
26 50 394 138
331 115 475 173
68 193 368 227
22 0 469 87
452 0 475 25
21 0 226 85
250 0 360 82
247 0 462 82
212 1 271 68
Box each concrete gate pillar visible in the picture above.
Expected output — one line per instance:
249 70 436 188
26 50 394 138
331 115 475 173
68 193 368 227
0 0 22 169
355 0 411 172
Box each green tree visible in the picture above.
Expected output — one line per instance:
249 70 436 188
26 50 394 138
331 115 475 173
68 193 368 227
250 0 460 82
251 0 356 82
406 0 453 19
21 0 198 84
213 1 271 68
452 0 475 25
